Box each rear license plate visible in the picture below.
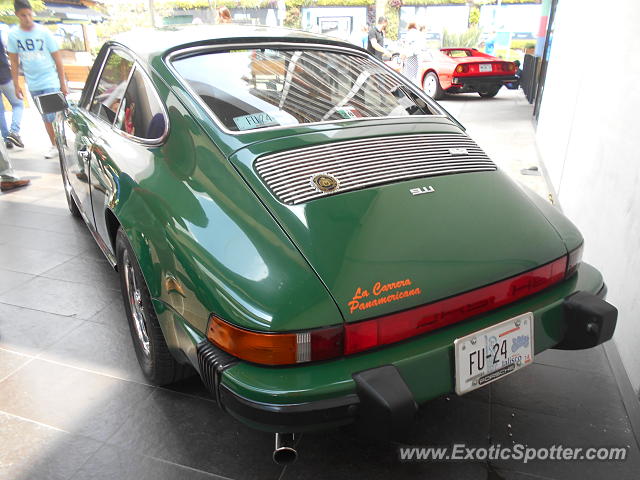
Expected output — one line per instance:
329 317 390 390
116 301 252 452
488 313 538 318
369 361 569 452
479 63 492 72
454 313 534 395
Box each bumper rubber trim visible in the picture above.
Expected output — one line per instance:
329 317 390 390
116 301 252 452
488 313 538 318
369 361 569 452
555 288 617 350
218 383 359 430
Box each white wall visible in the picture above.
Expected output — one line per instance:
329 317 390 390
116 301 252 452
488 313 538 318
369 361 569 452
536 0 640 391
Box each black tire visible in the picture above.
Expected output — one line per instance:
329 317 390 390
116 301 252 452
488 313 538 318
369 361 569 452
422 72 444 100
478 86 501 98
116 228 192 385
57 148 81 218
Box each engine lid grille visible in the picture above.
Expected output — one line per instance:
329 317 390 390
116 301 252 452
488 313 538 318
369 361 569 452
254 133 497 205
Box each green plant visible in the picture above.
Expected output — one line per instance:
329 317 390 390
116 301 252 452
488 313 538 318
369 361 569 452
510 39 536 51
468 5 480 26
284 6 301 29
442 26 481 48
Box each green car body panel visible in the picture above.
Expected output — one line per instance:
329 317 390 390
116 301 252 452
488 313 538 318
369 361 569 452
54 26 613 435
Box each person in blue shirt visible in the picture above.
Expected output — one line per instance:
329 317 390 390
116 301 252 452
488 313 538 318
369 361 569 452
7 0 68 159
0 37 24 151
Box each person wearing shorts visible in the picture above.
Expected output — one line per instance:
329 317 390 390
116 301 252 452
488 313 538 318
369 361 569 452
7 0 68 159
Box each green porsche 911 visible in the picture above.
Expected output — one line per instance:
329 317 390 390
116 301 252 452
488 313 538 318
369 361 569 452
39 25 616 464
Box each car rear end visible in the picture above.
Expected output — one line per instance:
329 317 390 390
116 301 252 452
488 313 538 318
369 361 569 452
166 39 617 436
449 55 518 95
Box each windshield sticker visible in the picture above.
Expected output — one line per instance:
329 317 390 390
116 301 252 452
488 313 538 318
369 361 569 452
335 106 363 119
348 279 421 314
233 113 279 131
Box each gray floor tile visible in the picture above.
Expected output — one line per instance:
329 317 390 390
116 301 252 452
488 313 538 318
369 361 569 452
0 268 34 295
91 300 128 328
404 393 491 446
39 320 148 384
107 388 282 480
41 255 120 291
285 430 489 480
535 345 613 377
489 404 640 480
491 362 630 431
0 348 31 380
69 444 226 480
162 375 214 403
0 411 103 480
0 223 96 256
0 303 83 355
0 359 154 442
0 244 73 275
0 276 119 319
0 208 86 236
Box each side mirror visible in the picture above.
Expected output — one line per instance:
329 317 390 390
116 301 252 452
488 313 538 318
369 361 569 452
34 91 68 115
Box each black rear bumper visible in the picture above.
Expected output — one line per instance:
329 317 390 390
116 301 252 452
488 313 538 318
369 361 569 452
449 74 517 93
197 286 617 434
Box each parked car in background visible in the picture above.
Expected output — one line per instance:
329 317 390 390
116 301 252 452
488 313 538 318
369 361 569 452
420 47 518 99
40 25 616 464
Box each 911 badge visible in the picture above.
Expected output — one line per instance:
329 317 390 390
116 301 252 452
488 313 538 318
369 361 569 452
410 186 435 196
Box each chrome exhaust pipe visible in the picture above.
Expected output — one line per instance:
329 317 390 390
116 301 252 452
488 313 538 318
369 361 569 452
273 433 297 465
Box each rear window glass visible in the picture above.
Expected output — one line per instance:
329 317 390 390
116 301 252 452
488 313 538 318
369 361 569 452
172 48 436 132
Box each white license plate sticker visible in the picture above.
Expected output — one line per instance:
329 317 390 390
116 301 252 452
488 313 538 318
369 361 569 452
454 312 534 395
479 63 492 72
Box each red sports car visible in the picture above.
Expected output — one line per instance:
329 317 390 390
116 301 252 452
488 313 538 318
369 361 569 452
419 48 517 99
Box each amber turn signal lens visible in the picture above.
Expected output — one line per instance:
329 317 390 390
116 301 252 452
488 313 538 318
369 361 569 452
455 64 468 73
206 315 344 366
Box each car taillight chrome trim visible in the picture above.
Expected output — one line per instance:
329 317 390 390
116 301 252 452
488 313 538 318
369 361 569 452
255 133 496 204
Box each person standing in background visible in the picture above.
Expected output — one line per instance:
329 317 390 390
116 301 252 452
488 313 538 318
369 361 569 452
217 7 232 24
7 0 68 159
367 17 390 60
402 22 421 85
0 36 24 150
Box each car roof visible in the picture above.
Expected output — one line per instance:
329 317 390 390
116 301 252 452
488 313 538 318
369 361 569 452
113 24 363 63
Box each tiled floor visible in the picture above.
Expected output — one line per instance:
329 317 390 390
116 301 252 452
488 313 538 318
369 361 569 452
1 92 638 480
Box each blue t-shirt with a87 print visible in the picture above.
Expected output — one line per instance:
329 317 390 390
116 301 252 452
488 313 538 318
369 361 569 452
7 24 60 92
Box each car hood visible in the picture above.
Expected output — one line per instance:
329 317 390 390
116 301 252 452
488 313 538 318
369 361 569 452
229 120 569 323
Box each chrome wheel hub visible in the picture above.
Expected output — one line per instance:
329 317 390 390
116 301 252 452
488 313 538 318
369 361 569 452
123 250 150 356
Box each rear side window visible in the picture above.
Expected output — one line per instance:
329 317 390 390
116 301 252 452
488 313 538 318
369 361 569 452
90 50 134 123
114 68 166 140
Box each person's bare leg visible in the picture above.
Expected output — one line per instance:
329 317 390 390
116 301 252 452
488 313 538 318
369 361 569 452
44 121 55 145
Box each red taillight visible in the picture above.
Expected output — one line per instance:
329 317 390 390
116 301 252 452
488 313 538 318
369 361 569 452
208 257 570 364
502 62 516 72
566 244 583 278
207 315 343 365
344 256 567 355
455 64 469 73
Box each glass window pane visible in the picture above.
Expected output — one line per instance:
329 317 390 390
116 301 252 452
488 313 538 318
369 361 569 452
90 50 134 124
115 68 166 140
172 48 435 132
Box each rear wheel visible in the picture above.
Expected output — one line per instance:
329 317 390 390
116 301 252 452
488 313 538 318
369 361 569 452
478 86 501 98
422 72 444 100
116 228 192 385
